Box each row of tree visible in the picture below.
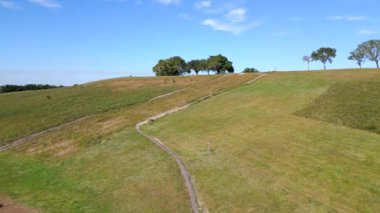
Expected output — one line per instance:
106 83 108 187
0 84 64 93
153 40 379 75
153 54 234 76
303 40 380 70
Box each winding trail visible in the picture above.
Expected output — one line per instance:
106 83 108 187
135 74 267 213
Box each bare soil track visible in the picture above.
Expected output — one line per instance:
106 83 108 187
0 116 93 152
0 196 37 213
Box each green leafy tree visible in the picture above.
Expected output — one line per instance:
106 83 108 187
311 47 337 70
348 47 366 68
359 40 380 69
207 54 234 74
198 59 208 75
153 56 188 76
187 59 204 75
302 55 311 71
242 68 259 73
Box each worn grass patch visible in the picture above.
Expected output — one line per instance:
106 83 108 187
296 81 380 134
0 76 215 145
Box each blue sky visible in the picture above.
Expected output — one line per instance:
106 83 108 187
1 0 379 85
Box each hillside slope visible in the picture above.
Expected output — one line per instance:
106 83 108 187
143 69 380 212
0 74 258 212
0 76 212 145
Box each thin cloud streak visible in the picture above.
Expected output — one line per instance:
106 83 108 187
156 0 180 5
28 0 62 8
202 19 260 35
0 0 19 9
327 16 367 21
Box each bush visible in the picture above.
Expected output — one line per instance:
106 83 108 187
242 68 259 73
0 84 63 93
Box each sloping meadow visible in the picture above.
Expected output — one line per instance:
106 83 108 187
142 69 380 212
0 74 259 212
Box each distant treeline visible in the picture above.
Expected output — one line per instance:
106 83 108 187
0 84 64 93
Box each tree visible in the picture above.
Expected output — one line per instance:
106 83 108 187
198 59 208 75
186 59 204 75
359 40 380 69
153 56 188 76
242 68 259 73
348 47 366 68
302 56 311 71
207 54 234 74
186 60 199 75
311 47 337 70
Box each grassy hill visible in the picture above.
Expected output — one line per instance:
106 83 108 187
0 74 257 212
143 69 380 212
1 70 379 212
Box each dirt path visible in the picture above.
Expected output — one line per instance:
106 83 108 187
0 196 38 213
136 74 267 213
149 88 187 102
0 116 94 152
246 74 267 84
0 204 37 213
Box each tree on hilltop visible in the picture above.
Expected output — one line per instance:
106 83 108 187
302 55 311 71
311 47 336 70
359 40 380 69
153 56 188 76
348 48 366 68
187 59 208 75
207 54 234 74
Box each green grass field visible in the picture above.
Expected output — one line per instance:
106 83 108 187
1 70 380 212
143 69 380 212
0 74 257 211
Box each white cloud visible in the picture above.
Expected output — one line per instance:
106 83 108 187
194 0 211 9
28 0 61 8
0 0 18 9
359 29 376 35
156 0 180 5
327 16 367 21
202 19 259 35
225 8 247 23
